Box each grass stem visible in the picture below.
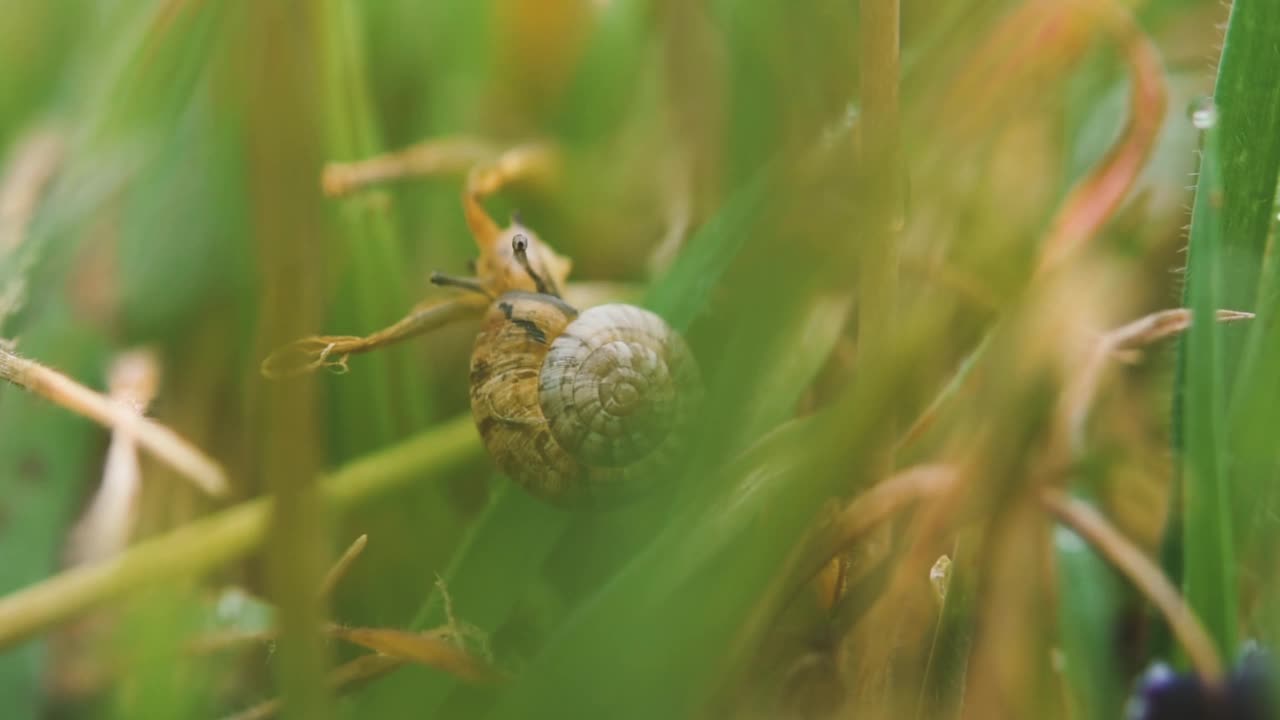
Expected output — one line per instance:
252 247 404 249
0 346 228 496
0 413 480 650
1040 489 1224 685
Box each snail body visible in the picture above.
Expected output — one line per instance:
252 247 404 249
469 290 702 506
265 145 701 506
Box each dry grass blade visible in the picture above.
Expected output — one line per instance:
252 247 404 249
319 534 368 600
938 0 1105 140
0 128 63 252
326 625 504 685
800 464 958 589
1040 488 1224 685
0 128 65 324
66 349 162 565
187 628 278 656
321 136 497 196
1036 6 1167 273
260 296 487 379
464 142 560 198
0 347 227 496
1107 308 1253 350
1060 308 1253 455
259 278 639 380
0 413 477 650
827 464 957 554
324 652 406 693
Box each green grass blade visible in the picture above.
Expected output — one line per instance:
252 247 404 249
1210 1 1280 320
484 309 939 719
317 0 430 458
1053 523 1122 720
643 170 767 332
916 540 976 720
1177 0 1280 662
1180 119 1236 658
1216 0 1280 647
342 484 567 718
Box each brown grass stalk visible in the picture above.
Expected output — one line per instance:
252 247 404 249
1040 488 1225 684
321 136 497 196
1059 308 1252 455
0 347 227 496
319 534 369 600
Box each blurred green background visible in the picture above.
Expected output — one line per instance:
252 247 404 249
1 0 1278 718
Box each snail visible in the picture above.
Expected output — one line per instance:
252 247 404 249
262 143 702 505
468 238 703 504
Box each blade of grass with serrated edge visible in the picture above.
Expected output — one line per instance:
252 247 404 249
1173 0 1280 663
1180 119 1236 659
1206 1 1280 329
1215 0 1280 616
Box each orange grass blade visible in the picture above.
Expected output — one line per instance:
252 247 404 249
1037 11 1168 272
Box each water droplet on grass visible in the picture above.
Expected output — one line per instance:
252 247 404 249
1188 97 1218 130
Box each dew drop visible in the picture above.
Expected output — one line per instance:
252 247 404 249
1188 96 1218 130
929 555 952 604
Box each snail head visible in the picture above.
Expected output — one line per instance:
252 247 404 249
511 232 557 296
475 221 572 298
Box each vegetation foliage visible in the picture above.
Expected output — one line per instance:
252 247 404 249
1 1 1279 718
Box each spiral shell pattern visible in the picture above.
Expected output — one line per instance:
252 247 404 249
539 303 698 468
469 293 701 506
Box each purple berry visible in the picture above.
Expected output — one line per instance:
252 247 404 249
1127 648 1275 720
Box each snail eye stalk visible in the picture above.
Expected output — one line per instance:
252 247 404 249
512 233 559 297
429 272 492 299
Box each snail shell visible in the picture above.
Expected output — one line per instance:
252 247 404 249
469 291 702 506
